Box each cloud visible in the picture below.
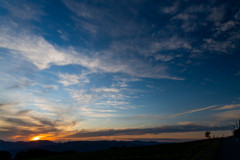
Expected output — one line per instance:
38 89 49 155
0 22 73 70
155 55 174 62
96 101 129 106
206 6 225 22
235 71 240 76
42 85 58 91
0 21 182 80
67 123 229 138
172 13 196 21
1 117 39 127
95 110 116 113
213 21 239 37
0 108 59 139
112 76 143 87
5 75 35 89
185 5 208 13
0 0 46 20
91 88 119 93
234 8 240 20
57 30 69 41
0 100 81 140
162 2 179 14
67 89 92 104
214 104 240 110
152 36 192 52
59 73 80 86
202 38 236 53
157 105 217 119
146 85 154 88
215 21 238 32
204 78 213 81
181 21 197 32
120 105 218 120
213 109 240 122
63 0 145 37
63 1 94 19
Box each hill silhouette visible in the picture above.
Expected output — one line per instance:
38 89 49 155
12 138 221 160
0 140 162 158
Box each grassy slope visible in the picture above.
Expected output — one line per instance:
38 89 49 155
27 138 221 160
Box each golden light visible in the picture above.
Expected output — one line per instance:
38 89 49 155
29 134 54 141
31 136 41 141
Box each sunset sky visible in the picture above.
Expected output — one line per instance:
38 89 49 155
0 0 240 142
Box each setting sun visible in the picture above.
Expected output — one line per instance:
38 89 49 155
31 136 40 141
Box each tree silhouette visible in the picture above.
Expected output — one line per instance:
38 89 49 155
0 151 12 160
232 119 240 137
205 131 211 139
14 149 77 160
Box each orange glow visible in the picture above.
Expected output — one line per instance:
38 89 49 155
27 134 57 141
31 136 44 141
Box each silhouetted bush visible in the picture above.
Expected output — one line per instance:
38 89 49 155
232 119 240 137
0 151 12 160
61 150 77 154
205 131 211 139
14 149 77 160
109 146 119 149
233 128 240 137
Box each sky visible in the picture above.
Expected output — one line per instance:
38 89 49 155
0 0 240 142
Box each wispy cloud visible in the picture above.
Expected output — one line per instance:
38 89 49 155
155 54 174 62
42 85 58 91
213 109 240 122
214 104 240 110
202 38 237 53
67 89 92 104
0 21 182 80
59 73 81 86
172 13 196 21
4 74 35 89
236 71 240 76
67 123 229 138
157 105 217 119
91 88 119 93
0 0 46 20
57 30 69 41
162 1 179 14
112 76 143 87
206 6 225 22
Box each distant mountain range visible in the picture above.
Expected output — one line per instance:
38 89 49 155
0 140 164 158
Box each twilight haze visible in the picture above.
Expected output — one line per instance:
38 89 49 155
0 0 240 142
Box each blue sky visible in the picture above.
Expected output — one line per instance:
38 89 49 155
0 0 240 141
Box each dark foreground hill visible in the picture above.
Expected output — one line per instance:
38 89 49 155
0 140 161 158
26 138 221 160
0 140 55 151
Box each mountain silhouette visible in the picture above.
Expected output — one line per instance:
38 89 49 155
0 140 162 158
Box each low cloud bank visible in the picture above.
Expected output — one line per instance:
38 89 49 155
67 123 229 138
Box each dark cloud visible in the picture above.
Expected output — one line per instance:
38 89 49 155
118 138 196 142
16 109 32 115
31 116 56 127
1 117 37 127
0 126 60 140
0 103 12 108
67 124 230 138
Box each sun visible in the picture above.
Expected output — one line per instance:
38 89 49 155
31 136 40 141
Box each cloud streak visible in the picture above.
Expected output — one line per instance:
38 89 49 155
157 105 217 119
214 104 240 110
67 123 229 138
